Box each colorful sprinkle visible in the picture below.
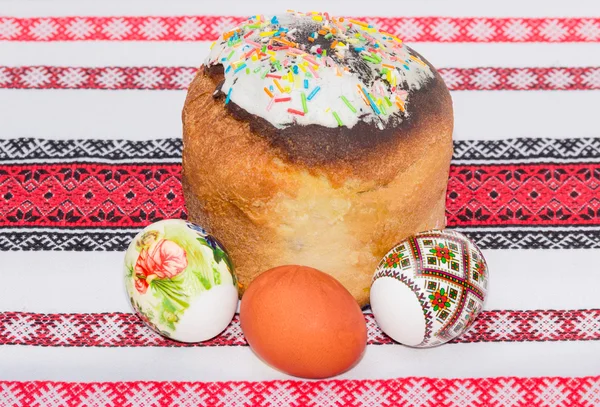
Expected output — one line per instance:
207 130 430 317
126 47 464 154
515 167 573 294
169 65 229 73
244 48 257 59
356 85 370 106
410 55 427 67
223 30 237 40
385 70 392 83
288 108 305 116
225 88 232 104
362 87 381 115
274 79 285 92
274 37 297 47
349 19 368 28
301 92 308 113
303 54 318 65
395 97 405 112
307 86 321 100
341 96 357 113
264 87 274 98
234 63 247 74
362 55 378 63
304 79 309 89
332 111 343 126
378 99 388 115
275 97 291 103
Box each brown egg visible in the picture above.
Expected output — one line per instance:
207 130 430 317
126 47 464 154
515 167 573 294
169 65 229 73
240 265 367 379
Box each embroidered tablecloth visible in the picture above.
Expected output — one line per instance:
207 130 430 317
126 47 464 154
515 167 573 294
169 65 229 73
1 0 600 405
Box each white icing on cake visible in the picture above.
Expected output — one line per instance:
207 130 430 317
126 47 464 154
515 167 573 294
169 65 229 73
206 11 435 130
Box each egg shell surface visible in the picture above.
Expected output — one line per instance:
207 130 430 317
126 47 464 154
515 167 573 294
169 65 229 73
124 219 238 343
240 265 367 379
370 230 489 348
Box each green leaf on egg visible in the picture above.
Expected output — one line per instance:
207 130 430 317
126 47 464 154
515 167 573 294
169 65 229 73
151 278 190 309
197 274 212 290
197 237 234 273
213 266 222 286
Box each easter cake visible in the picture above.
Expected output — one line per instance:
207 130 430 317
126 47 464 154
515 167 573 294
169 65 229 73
182 11 453 307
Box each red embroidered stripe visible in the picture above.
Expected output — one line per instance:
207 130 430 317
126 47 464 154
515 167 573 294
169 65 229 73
0 163 598 228
0 310 598 347
1 377 600 406
1 66 599 91
0 164 185 227
2 16 600 42
446 164 600 226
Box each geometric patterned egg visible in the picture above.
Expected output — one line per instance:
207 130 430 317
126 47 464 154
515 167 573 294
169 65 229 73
370 230 489 348
124 219 238 343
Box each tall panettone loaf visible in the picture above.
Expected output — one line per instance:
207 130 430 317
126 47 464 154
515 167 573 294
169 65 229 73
182 11 453 306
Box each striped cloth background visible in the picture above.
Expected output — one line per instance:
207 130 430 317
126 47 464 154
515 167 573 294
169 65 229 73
1 0 599 405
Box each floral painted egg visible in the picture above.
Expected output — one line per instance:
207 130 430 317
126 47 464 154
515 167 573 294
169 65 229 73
124 219 238 343
370 230 489 348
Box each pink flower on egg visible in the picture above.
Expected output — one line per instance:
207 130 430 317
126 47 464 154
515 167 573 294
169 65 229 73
133 239 188 294
134 277 149 295
136 239 188 279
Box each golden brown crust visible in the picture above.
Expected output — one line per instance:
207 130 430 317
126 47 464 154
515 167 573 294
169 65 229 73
182 62 453 307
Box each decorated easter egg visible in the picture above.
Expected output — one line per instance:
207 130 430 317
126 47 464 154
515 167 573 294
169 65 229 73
370 230 489 348
240 265 367 379
124 219 238 343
